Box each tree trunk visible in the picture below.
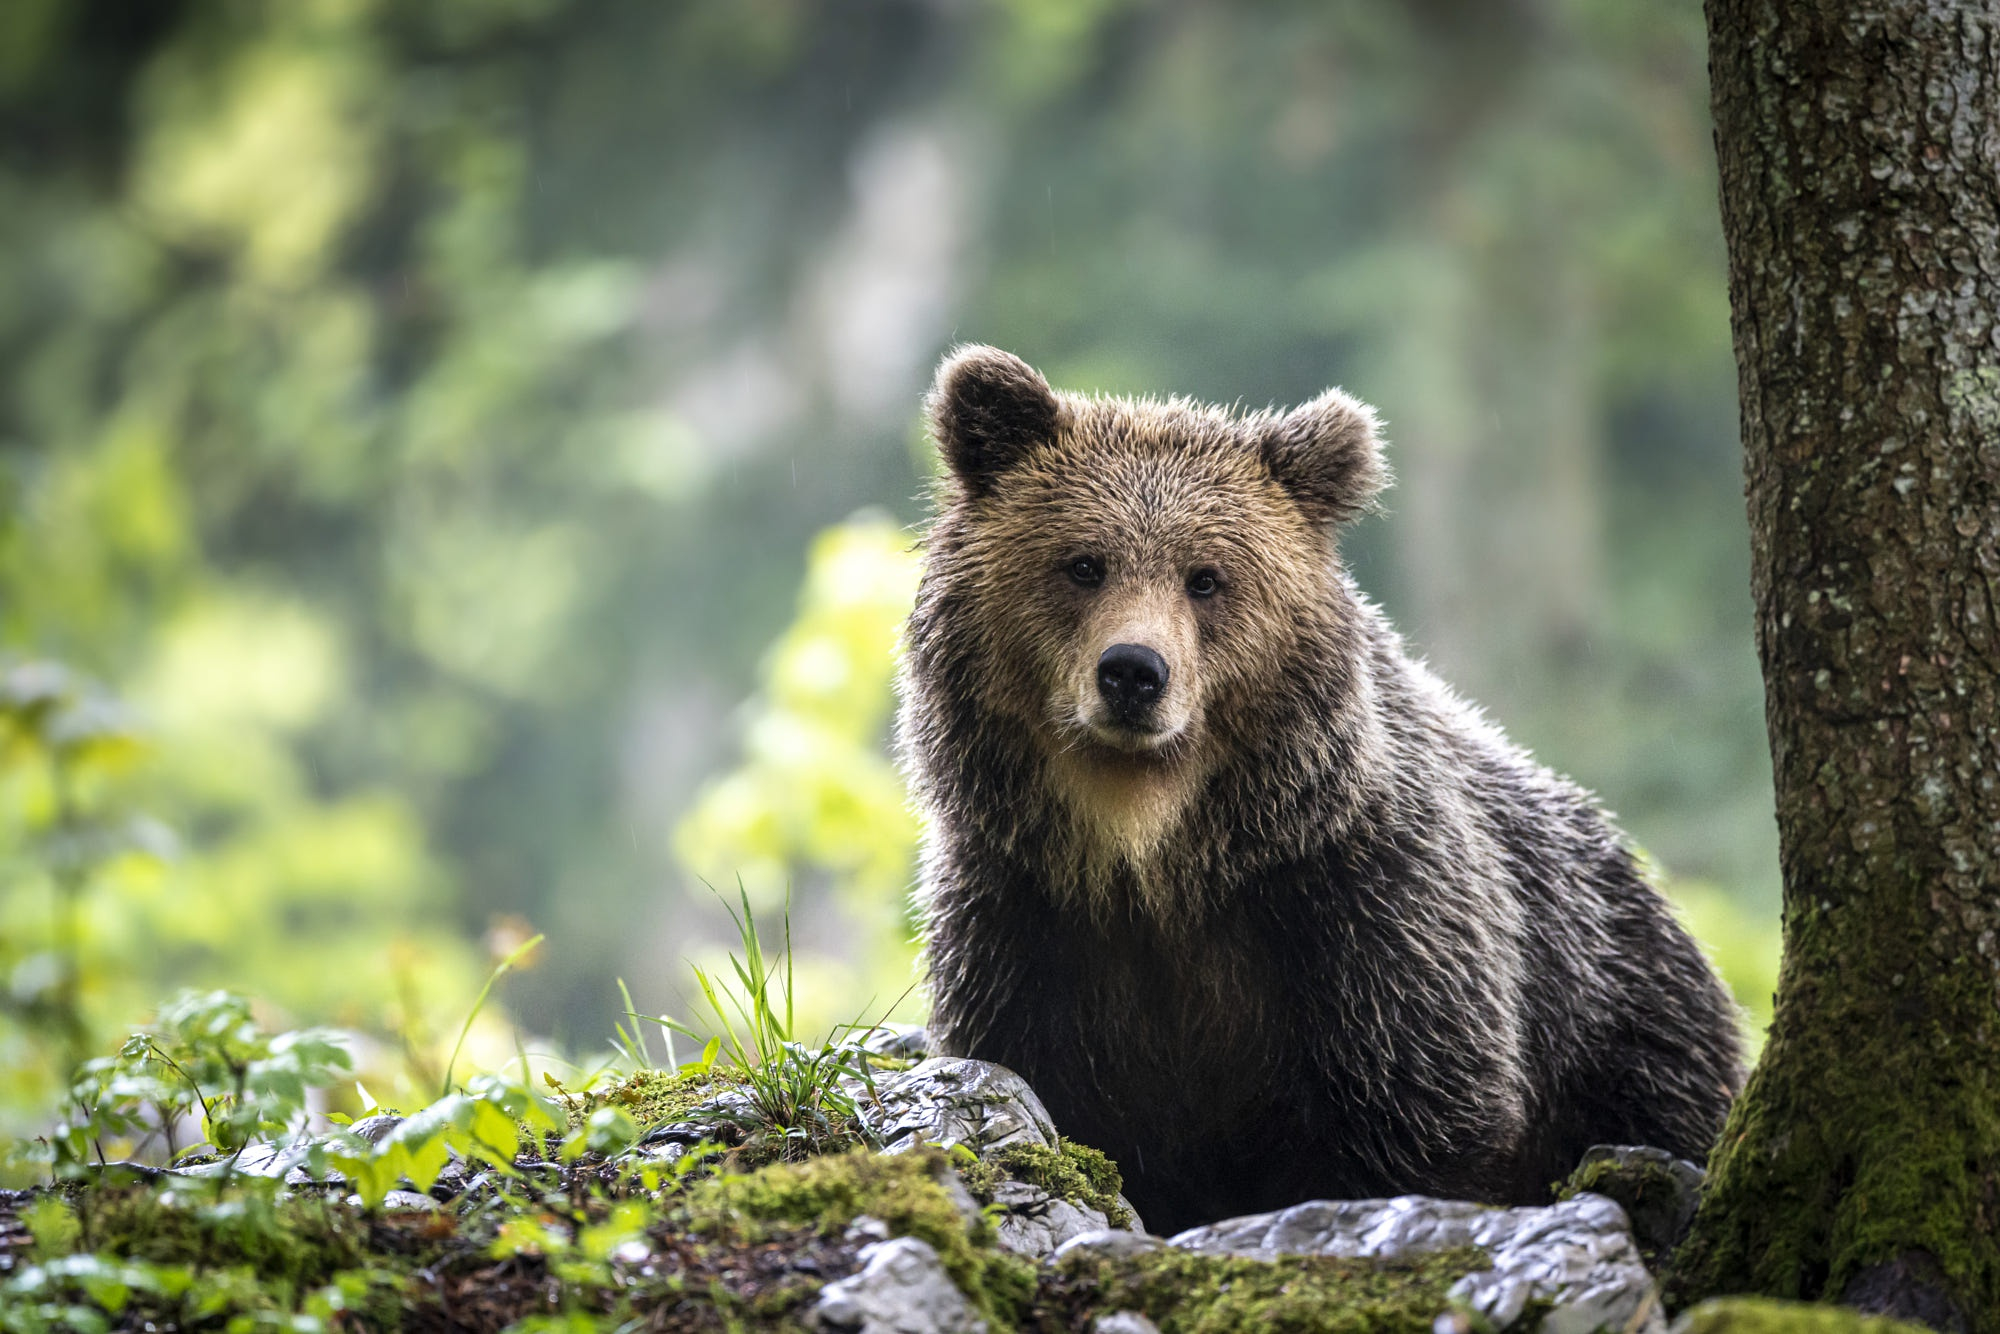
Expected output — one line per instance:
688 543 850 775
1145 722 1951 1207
1670 2 2000 1329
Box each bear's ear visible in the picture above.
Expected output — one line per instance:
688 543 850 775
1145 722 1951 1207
1258 387 1389 524
926 345 1062 493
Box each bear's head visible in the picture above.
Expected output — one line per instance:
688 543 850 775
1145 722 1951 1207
917 345 1387 860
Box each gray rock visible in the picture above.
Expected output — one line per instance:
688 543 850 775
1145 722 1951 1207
989 1180 1116 1261
1052 1230 1167 1264
845 1215 894 1244
345 1188 441 1212
813 1237 985 1334
224 1143 292 1177
1172 1192 1660 1334
345 1114 406 1145
862 1025 933 1061
633 1086 766 1157
853 1059 1144 1248
1092 1313 1161 1334
859 1058 1058 1157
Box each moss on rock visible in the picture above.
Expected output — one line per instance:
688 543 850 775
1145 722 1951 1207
566 1067 745 1131
958 1137 1134 1229
1045 1243 1495 1334
683 1145 1035 1328
1672 1297 1936 1334
1560 1149 1700 1271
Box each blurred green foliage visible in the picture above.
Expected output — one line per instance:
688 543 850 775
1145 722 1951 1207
0 661 483 1147
675 515 922 1028
0 0 1782 1126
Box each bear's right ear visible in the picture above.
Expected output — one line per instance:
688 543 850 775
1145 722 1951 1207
1259 387 1389 525
926 345 1062 493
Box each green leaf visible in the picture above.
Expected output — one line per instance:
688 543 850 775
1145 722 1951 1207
401 1130 450 1195
467 1096 520 1165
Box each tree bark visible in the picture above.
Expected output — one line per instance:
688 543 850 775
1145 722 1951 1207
1671 2 2000 1329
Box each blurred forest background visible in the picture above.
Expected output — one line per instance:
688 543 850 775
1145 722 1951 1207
0 0 1780 1138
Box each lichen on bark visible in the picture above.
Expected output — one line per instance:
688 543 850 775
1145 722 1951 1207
1672 1 2000 1328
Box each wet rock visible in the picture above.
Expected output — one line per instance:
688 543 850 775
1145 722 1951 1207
862 1025 933 1061
182 1142 316 1180
1172 1192 1660 1334
345 1114 406 1145
632 1086 763 1159
988 1180 1116 1261
812 1236 985 1334
1053 1230 1168 1264
1092 1313 1161 1334
856 1059 1142 1251
1565 1145 1704 1271
345 1188 441 1212
859 1058 1057 1157
845 1215 894 1244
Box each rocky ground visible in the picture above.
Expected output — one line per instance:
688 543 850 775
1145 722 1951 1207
0 1028 1923 1334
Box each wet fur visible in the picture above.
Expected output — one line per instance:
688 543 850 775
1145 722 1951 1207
900 347 1745 1235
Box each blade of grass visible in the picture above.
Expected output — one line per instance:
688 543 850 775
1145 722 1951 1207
442 932 544 1098
616 978 650 1068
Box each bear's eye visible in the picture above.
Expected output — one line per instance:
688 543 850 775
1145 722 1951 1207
1186 568 1221 599
1066 556 1104 587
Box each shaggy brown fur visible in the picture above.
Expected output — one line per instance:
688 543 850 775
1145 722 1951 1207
899 346 1745 1236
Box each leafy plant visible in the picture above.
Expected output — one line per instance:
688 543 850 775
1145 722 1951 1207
326 1071 570 1208
52 990 351 1177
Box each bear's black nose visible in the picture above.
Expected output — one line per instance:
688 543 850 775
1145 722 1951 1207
1097 643 1169 722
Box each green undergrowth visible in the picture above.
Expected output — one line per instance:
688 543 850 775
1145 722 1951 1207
1042 1243 1498 1334
959 1137 1135 1228
1 1165 862 1332
5 1183 418 1330
1672 1297 1935 1334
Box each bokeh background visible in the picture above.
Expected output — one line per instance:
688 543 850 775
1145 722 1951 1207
0 0 1781 1134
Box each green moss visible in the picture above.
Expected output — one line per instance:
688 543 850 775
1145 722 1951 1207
1668 945 2000 1326
1048 1244 1495 1334
682 1146 1035 1328
1666 830 2000 1328
1673 1297 1935 1334
79 1184 380 1282
959 1137 1135 1229
1560 1152 1697 1270
20 1194 80 1259
25 1184 415 1327
568 1068 744 1131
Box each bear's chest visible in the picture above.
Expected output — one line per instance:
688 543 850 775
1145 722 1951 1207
1033 903 1289 1115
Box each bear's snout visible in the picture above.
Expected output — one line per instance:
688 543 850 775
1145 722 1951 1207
1096 642 1169 724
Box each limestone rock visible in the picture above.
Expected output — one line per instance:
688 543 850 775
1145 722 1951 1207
345 1114 406 1145
1172 1192 1661 1334
859 1058 1058 1157
345 1188 441 1212
862 1025 933 1061
813 1237 985 1334
1092 1313 1162 1334
989 1180 1117 1261
1053 1230 1168 1264
632 1085 765 1159
852 1058 1143 1254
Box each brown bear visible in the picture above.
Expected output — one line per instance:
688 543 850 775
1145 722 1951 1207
898 345 1745 1236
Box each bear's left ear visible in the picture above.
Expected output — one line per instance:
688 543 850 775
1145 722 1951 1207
926 345 1064 494
1258 387 1389 525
